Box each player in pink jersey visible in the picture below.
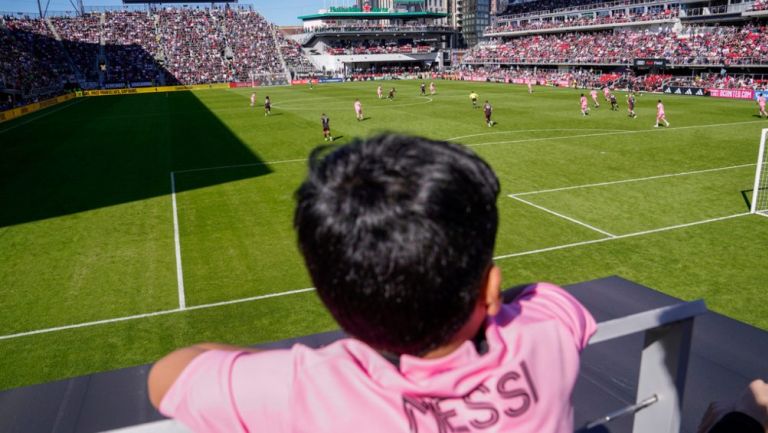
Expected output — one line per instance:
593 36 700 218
149 134 596 433
580 93 589 116
603 86 611 101
354 99 364 121
249 92 255 107
757 94 767 118
590 89 600 108
527 78 533 94
377 85 383 99
429 81 436 95
655 99 670 127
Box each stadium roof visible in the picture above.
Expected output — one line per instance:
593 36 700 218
298 11 447 21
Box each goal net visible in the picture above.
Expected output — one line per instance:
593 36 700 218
752 129 768 215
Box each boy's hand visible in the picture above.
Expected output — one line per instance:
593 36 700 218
698 379 768 433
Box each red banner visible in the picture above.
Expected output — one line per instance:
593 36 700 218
708 88 754 100
229 81 259 88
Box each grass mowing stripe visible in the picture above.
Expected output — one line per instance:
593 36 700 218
511 163 756 196
509 195 617 237
0 98 84 134
0 212 751 341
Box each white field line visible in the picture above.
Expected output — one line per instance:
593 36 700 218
273 97 433 111
509 195 616 237
755 212 768 219
512 163 756 197
465 120 768 148
170 172 186 309
493 212 750 260
0 99 83 134
0 288 316 341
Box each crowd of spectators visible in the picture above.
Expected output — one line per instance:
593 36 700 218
465 24 768 66
486 8 677 34
749 0 768 11
1 7 314 96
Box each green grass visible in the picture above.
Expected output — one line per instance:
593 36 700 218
1 80 767 390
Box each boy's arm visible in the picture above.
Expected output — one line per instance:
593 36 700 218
147 343 260 409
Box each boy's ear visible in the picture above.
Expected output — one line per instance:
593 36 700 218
483 265 502 316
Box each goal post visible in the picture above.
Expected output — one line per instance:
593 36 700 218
751 128 768 215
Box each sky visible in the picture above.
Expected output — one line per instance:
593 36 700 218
0 0 345 25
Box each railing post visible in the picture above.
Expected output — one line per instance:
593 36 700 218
632 318 695 433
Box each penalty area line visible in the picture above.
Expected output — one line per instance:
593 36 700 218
170 172 186 309
509 195 616 237
0 98 84 134
492 212 750 261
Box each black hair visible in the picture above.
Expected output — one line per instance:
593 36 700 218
294 133 500 356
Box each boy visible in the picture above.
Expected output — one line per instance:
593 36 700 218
377 85 383 99
420 82 426 96
527 78 533 94
388 87 396 100
483 100 494 127
354 98 364 121
429 81 436 95
655 99 670 128
249 92 256 107
148 133 596 433
580 93 589 116
264 96 271 116
470 91 479 108
627 92 637 118
321 113 332 141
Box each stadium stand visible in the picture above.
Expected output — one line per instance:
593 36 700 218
1 277 767 433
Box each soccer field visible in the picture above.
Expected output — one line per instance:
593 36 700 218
1 80 767 391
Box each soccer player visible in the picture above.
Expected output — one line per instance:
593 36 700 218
250 92 256 107
354 98 364 121
483 100 493 127
609 92 618 111
321 113 332 141
377 85 383 99
627 92 637 118
420 82 426 96
655 99 670 127
757 93 767 118
580 94 589 116
264 96 271 116
527 78 533 94
603 86 611 102
469 91 479 108
590 89 600 108
429 81 436 95
387 87 396 100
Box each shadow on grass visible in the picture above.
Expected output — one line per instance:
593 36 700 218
0 89 271 228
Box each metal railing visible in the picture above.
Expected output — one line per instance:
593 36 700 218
99 299 707 433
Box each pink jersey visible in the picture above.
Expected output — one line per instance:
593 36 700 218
377 87 382 95
161 283 596 433
580 96 588 108
657 102 665 116
603 88 610 97
590 90 598 99
759 96 766 107
355 101 362 113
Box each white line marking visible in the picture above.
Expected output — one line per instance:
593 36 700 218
274 97 433 111
174 158 307 174
445 128 631 141
492 212 750 260
0 212 754 341
170 172 186 310
512 163 756 196
509 195 616 237
0 288 316 341
0 99 83 134
465 120 768 148
755 212 768 219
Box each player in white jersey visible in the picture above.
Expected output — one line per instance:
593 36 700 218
250 92 256 107
429 82 436 95
757 93 767 118
527 78 533 94
354 99 364 121
377 85 383 99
